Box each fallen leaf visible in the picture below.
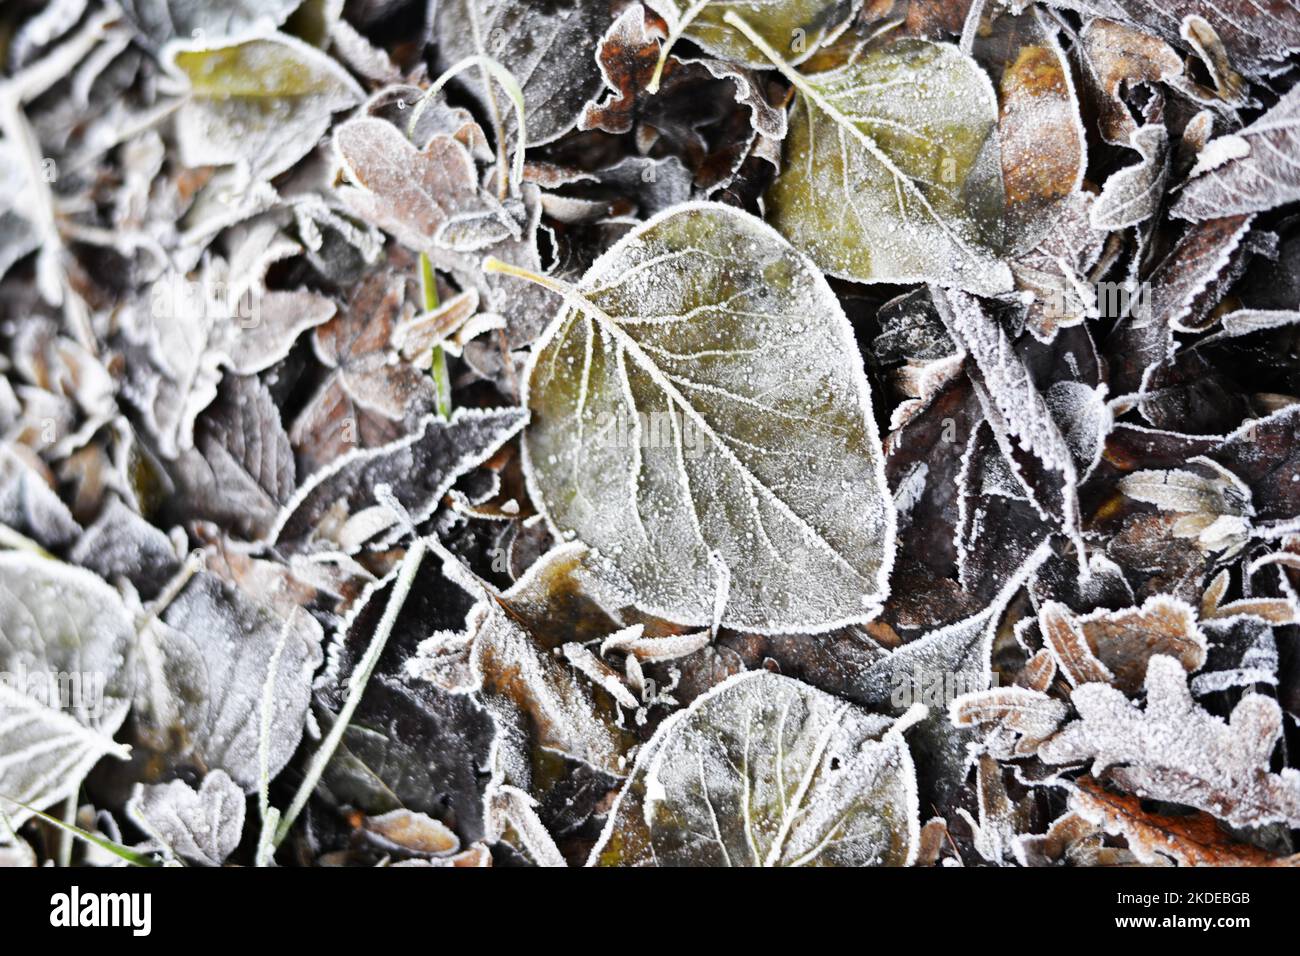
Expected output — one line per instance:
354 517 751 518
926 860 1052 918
518 202 894 633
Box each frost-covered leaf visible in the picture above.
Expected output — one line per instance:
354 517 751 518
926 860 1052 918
433 0 611 146
934 288 1084 542
1012 807 1138 867
1041 595 1207 695
1077 17 1183 147
955 423 1053 598
0 144 41 286
1107 212 1258 395
0 445 81 549
289 269 435 474
1120 459 1253 518
332 117 555 345
406 542 635 788
1040 655 1300 828
69 496 181 600
271 408 527 553
1209 404 1300 526
1011 192 1107 342
167 32 363 182
856 546 1046 808
136 573 323 792
956 754 1035 864
125 770 245 867
767 36 1011 294
951 686 1069 758
589 671 919 867
316 565 496 844
579 5 787 142
1192 616 1279 695
1090 124 1168 229
469 587 633 786
1072 777 1300 867
359 808 460 859
647 0 860 69
0 554 135 826
519 202 894 633
333 117 481 257
1148 214 1256 336
1173 85 1300 220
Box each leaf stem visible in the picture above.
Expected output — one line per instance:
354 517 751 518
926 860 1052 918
483 256 574 299
273 538 427 846
254 615 294 863
420 252 453 420
57 790 76 867
647 0 711 94
722 12 823 111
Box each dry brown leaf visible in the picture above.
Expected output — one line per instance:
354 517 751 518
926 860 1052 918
1073 777 1300 867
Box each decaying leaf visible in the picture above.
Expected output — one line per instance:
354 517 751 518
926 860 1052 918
1072 777 1300 867
271 408 527 553
1040 595 1207 695
1049 0 1300 80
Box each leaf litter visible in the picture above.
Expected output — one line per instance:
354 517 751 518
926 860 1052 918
2 0 1300 869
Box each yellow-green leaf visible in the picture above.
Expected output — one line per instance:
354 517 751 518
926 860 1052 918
167 32 363 180
757 30 1012 294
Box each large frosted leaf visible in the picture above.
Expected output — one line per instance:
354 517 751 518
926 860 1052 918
588 670 919 867
0 554 135 826
646 0 861 68
166 33 363 181
519 202 894 634
767 38 1011 294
